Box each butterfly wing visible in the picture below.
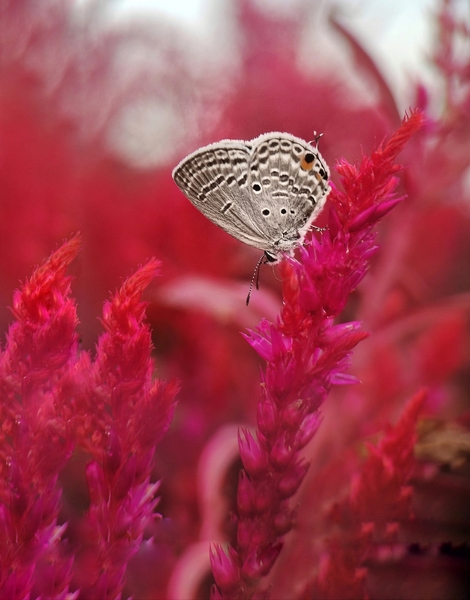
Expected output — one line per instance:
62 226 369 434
172 140 273 250
247 132 330 254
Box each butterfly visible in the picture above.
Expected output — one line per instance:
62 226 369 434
172 132 330 302
173 131 330 259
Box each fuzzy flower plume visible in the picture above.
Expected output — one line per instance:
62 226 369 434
0 235 179 598
210 112 425 599
0 235 81 599
72 261 179 598
313 389 427 600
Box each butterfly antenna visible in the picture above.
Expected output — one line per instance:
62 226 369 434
246 254 265 306
309 131 323 148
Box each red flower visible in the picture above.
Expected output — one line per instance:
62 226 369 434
0 237 178 598
71 261 178 597
313 390 427 600
0 236 79 598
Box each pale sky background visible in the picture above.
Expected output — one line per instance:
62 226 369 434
112 0 438 107
98 0 443 166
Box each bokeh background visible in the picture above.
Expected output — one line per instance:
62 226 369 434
0 0 469 598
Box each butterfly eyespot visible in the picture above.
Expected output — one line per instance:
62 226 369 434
262 208 270 216
319 167 328 180
280 208 287 215
300 152 316 171
252 182 262 193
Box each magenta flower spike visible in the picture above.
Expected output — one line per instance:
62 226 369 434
210 112 426 599
72 261 179 598
0 235 81 599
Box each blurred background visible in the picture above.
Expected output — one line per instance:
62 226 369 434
0 0 469 598
109 0 438 135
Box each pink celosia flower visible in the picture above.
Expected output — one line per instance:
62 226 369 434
313 389 427 600
71 260 178 598
0 236 80 599
0 236 178 599
209 112 425 599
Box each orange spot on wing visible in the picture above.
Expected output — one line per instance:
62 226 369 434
300 157 314 171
